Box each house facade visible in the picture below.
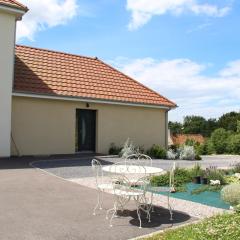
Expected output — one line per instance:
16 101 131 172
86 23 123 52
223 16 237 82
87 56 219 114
0 0 176 157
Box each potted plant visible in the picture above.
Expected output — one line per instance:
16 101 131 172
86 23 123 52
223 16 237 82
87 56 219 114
201 170 208 184
191 164 203 184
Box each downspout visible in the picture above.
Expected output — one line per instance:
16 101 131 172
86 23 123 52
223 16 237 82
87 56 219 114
165 109 170 149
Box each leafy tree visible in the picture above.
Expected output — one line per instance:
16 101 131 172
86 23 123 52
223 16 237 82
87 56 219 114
227 134 240 154
210 128 230 154
218 112 240 132
205 118 218 137
183 116 207 135
168 121 183 134
237 120 240 133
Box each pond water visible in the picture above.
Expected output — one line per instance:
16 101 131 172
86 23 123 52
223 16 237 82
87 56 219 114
153 183 230 209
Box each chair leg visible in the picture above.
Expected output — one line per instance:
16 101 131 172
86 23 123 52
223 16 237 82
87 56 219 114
135 197 142 228
150 192 154 212
93 190 100 215
136 206 142 228
99 191 103 210
167 195 173 221
109 202 118 227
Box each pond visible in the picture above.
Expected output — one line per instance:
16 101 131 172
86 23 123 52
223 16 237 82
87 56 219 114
152 183 230 209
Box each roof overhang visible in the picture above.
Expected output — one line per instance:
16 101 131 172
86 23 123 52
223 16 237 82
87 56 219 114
12 92 177 110
0 4 27 20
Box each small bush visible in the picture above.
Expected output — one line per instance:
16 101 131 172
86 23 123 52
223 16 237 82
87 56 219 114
147 145 167 159
151 167 192 192
204 167 226 185
195 155 202 160
119 138 135 158
179 145 195 160
206 139 215 154
167 149 177 160
190 164 203 177
195 142 208 155
108 143 122 155
225 175 240 184
233 163 240 173
221 184 240 206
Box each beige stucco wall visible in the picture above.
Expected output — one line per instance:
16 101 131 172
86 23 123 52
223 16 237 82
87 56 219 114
11 96 167 156
0 11 16 157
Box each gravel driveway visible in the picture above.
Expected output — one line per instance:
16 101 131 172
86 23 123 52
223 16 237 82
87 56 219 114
31 155 240 179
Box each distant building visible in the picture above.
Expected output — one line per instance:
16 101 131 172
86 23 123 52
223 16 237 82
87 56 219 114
169 132 205 146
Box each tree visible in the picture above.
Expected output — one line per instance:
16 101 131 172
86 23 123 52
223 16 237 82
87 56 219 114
183 116 207 135
218 112 240 132
210 128 230 154
168 121 183 134
205 118 218 137
237 120 240 133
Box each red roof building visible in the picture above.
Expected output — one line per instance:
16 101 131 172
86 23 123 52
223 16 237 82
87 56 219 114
0 0 177 157
14 45 176 108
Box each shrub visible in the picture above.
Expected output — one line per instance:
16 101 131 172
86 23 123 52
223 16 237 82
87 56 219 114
233 163 240 173
119 138 135 158
204 167 226 185
195 155 202 160
221 184 240 206
227 134 240 154
179 145 195 160
108 143 122 155
206 139 215 154
167 149 177 160
190 164 203 177
195 142 208 155
147 145 167 159
210 128 230 154
224 175 240 184
151 167 192 192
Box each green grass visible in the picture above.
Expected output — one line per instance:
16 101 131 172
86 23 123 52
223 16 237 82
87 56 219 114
143 213 240 240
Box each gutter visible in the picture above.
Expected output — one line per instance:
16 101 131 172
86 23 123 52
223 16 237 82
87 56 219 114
12 92 177 111
0 5 27 20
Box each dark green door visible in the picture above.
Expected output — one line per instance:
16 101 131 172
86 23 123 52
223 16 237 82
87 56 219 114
76 109 96 152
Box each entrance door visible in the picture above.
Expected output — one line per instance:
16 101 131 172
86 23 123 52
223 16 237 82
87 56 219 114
76 109 96 152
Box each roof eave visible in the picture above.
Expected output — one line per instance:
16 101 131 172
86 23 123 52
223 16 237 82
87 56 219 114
12 91 176 110
0 3 28 20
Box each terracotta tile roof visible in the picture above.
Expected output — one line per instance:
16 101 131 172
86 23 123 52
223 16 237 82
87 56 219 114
171 134 205 145
14 45 177 108
0 0 28 11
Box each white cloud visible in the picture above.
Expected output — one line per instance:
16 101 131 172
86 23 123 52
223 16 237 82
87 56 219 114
16 0 78 41
126 0 231 30
112 57 240 121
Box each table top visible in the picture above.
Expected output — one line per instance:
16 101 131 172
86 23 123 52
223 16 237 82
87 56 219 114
102 165 164 175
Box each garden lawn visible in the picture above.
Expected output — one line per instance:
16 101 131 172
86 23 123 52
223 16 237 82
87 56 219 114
143 213 240 240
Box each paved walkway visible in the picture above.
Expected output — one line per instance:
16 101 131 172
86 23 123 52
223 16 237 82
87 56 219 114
0 158 194 240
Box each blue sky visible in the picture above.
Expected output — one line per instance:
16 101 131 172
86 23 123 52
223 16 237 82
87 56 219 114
17 0 240 122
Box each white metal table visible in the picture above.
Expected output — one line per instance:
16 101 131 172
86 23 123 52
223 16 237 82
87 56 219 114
102 165 165 175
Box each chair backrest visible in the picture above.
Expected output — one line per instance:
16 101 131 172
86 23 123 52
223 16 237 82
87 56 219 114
138 154 152 167
126 153 152 167
110 164 149 196
169 162 176 190
91 159 103 186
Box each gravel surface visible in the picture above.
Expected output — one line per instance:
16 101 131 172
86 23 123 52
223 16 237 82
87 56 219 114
31 155 240 179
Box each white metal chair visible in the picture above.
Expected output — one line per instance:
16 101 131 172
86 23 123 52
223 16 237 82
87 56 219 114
91 159 113 215
150 162 176 220
126 153 152 167
106 164 152 228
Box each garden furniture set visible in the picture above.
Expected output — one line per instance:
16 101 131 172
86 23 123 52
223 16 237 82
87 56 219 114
91 154 176 228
